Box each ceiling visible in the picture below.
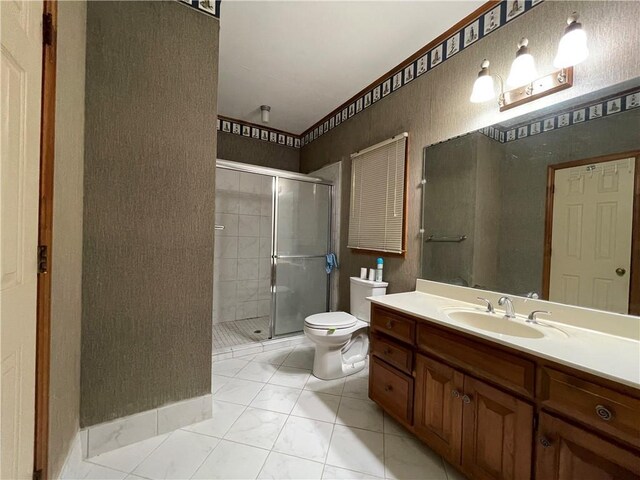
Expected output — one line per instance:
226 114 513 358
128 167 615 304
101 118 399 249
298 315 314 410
217 1 484 134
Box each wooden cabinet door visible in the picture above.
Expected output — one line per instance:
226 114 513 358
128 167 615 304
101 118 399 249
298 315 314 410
461 376 534 480
414 354 464 463
536 413 640 480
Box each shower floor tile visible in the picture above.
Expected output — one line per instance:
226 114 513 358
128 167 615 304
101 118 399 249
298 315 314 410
213 317 270 350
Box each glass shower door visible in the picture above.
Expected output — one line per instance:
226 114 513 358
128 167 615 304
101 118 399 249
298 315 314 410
272 178 331 336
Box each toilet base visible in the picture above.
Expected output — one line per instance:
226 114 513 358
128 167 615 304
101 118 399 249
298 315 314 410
307 326 369 380
312 347 367 380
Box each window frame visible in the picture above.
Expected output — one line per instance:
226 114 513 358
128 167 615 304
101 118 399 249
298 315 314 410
347 133 409 257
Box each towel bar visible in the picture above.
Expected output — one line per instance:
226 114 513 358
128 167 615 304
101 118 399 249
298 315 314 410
425 235 467 243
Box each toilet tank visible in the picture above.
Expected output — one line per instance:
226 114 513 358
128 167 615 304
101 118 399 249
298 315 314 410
349 277 389 323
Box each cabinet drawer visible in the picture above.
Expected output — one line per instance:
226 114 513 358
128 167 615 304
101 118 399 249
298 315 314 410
417 323 535 398
371 307 415 345
370 356 414 425
538 368 640 448
371 333 413 373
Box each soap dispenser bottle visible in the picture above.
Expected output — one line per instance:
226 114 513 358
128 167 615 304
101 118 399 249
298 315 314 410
375 257 384 282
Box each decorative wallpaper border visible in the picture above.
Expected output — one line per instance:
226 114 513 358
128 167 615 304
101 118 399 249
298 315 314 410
300 0 544 147
178 0 220 18
478 88 640 144
217 116 302 149
210 1 636 153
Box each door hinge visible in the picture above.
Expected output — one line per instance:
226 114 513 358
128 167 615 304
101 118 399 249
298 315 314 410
533 413 538 431
33 469 43 480
38 245 48 274
43 12 53 46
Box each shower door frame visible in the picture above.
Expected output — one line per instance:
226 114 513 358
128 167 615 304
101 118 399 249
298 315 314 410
215 159 333 339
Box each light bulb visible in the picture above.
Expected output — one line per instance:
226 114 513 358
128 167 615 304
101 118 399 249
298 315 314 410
507 38 537 87
554 13 588 68
470 60 495 103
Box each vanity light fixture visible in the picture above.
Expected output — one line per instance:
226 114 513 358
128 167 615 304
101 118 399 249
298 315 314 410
470 13 585 111
470 60 505 106
554 12 589 68
260 105 271 123
506 38 537 88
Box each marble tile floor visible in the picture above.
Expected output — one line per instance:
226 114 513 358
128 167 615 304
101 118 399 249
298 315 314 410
72 345 466 480
213 317 270 350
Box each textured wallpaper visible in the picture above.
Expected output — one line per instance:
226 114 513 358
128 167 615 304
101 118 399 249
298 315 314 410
299 0 640 309
81 1 219 427
217 131 301 172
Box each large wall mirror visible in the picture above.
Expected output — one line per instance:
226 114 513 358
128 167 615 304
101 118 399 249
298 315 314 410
420 80 640 316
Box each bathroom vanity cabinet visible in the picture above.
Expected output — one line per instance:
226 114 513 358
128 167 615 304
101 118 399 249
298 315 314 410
368 304 640 480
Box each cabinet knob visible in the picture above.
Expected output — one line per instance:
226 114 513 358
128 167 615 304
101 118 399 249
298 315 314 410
539 436 552 448
384 385 393 392
462 394 472 404
451 389 460 398
595 404 614 421
383 348 392 355
386 320 393 329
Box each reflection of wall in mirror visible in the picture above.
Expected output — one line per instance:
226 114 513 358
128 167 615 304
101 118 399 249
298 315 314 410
421 105 640 307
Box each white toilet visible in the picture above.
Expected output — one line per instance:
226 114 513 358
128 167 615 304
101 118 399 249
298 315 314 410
304 277 388 380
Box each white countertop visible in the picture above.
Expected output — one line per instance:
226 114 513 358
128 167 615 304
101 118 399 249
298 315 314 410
369 289 640 389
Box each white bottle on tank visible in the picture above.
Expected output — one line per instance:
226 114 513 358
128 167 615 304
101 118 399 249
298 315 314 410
375 257 384 282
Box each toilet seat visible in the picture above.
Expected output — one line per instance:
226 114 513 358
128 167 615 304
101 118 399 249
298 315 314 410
304 312 357 329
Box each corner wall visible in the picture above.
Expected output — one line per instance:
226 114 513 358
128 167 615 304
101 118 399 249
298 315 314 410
299 1 640 309
81 1 219 427
49 1 86 476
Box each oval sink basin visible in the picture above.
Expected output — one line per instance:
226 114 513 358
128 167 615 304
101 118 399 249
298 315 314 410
446 311 544 339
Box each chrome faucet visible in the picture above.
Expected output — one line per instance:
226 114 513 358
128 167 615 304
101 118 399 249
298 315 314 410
498 296 516 319
476 297 495 313
527 310 551 325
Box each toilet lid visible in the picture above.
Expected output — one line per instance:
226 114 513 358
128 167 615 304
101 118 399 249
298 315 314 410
305 312 357 329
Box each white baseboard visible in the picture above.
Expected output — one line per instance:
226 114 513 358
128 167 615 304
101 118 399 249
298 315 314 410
79 393 212 459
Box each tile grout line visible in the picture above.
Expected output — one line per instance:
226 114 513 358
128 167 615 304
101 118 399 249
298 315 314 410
84 427 171 477
319 384 343 475
127 430 172 477
382 413 387 479
264 399 331 474
185 432 223 480
82 459 131 476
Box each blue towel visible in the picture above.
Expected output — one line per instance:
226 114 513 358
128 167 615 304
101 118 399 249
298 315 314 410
325 253 338 274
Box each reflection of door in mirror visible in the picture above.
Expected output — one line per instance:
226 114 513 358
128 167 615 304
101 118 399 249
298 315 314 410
546 154 637 314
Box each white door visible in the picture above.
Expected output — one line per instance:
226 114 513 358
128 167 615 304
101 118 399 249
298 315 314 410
549 158 635 314
1 0 43 478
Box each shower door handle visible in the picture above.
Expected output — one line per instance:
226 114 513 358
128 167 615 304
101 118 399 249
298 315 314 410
273 254 327 259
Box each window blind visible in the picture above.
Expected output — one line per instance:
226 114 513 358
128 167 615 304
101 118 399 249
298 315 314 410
348 133 407 254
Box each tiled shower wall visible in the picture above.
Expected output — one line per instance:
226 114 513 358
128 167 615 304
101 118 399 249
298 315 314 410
310 162 342 312
214 169 273 324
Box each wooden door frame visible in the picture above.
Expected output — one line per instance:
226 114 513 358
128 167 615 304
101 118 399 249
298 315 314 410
35 1 57 478
542 150 640 316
